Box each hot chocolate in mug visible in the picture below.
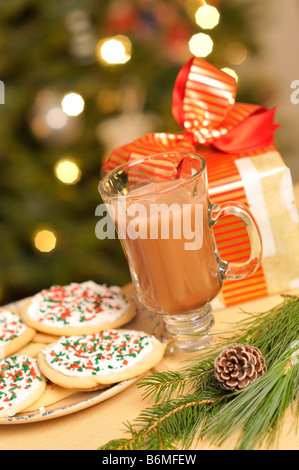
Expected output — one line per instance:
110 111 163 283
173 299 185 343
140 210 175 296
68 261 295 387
99 152 262 351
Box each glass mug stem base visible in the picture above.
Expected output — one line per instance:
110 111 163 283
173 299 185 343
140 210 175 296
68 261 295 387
162 304 214 352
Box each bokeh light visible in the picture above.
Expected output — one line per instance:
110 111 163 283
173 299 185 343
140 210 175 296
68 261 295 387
97 35 132 64
96 86 119 113
195 5 220 29
61 92 85 116
189 33 214 57
46 107 68 130
221 67 239 82
54 159 81 185
223 42 248 65
33 229 57 253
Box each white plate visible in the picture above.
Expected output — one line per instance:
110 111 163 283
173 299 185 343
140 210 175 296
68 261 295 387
0 376 140 424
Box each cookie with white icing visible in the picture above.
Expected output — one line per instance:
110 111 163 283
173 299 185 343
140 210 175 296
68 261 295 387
37 330 164 389
0 355 46 418
0 309 36 359
21 281 136 336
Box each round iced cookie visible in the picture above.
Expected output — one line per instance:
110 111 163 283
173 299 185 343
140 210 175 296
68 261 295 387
0 309 36 359
37 329 164 389
32 332 61 344
0 355 46 418
21 281 136 336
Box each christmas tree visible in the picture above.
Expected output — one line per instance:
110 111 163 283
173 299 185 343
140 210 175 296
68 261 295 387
0 0 261 304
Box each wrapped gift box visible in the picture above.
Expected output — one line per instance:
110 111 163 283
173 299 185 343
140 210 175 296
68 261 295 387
194 143 299 308
103 57 299 309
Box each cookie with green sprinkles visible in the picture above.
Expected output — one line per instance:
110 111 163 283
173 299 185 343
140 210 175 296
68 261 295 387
0 309 36 359
0 355 46 418
21 281 136 336
37 330 164 389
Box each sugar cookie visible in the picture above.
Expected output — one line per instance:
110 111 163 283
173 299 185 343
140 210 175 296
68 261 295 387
0 309 35 359
23 381 108 413
21 281 136 336
32 333 61 344
0 355 46 418
23 382 77 412
37 330 164 389
15 342 44 359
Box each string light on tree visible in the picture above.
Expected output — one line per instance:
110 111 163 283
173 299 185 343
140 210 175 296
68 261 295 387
96 85 119 113
97 35 132 65
223 42 248 65
31 89 83 146
195 5 220 29
33 229 57 253
221 67 239 82
54 158 81 185
45 107 68 130
61 92 85 116
189 33 213 57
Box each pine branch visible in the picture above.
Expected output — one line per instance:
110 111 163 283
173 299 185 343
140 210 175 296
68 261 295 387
99 296 299 450
137 370 188 403
100 392 230 450
137 366 215 403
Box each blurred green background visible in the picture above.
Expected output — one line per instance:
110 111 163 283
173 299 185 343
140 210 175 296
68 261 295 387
0 0 298 304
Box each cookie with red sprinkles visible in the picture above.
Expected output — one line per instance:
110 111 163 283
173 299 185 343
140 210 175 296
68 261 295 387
21 281 136 336
0 309 36 359
37 329 164 389
0 355 46 418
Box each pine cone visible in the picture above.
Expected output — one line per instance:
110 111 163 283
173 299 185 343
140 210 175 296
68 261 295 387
214 343 267 391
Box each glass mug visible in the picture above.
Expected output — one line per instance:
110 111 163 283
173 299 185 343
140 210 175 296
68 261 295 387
98 152 262 351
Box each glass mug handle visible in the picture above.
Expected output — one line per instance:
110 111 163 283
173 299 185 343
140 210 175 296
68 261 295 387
209 201 262 280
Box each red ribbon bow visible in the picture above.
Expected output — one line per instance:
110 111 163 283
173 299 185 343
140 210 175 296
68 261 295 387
103 57 279 173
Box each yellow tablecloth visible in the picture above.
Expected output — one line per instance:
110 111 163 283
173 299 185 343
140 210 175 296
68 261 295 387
0 184 298 450
0 289 298 450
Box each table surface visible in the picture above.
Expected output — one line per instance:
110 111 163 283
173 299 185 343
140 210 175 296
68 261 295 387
0 184 298 450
